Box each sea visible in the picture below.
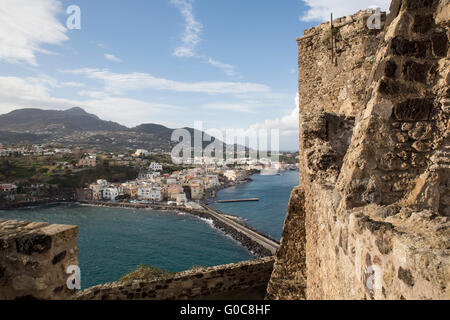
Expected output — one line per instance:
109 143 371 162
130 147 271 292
0 170 298 289
211 170 299 240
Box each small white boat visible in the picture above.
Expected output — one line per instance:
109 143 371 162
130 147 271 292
260 168 280 176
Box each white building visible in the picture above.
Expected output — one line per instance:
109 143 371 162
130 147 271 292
97 179 108 186
186 202 203 210
103 188 119 201
138 186 163 202
54 148 72 154
205 175 220 188
176 193 187 206
138 186 152 201
166 178 178 185
150 187 163 201
224 169 247 182
0 184 18 193
224 170 237 181
149 162 163 171
134 149 150 157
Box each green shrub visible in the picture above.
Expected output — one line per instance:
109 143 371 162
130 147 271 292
189 265 206 272
322 27 339 45
120 265 172 282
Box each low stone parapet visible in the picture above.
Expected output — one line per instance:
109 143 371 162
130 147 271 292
74 257 274 300
0 219 79 300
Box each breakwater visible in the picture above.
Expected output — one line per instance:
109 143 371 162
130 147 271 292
78 201 275 257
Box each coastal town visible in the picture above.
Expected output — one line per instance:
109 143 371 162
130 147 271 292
0 143 299 209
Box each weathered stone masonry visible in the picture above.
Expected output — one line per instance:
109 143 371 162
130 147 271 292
268 0 449 300
74 257 274 300
0 219 78 299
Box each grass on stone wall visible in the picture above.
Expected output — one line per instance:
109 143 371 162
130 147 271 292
120 265 173 282
120 264 208 282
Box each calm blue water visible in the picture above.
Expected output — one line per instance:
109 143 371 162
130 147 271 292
212 170 299 240
0 171 298 288
0 206 252 288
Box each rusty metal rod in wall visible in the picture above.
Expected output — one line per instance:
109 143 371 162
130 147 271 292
331 13 334 63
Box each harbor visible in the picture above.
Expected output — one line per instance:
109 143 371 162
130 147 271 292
216 198 259 203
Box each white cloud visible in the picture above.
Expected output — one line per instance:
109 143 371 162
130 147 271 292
81 98 181 127
300 0 390 22
171 0 203 58
59 81 85 88
92 41 108 49
78 90 109 99
203 102 258 114
207 94 299 150
248 94 299 137
171 0 240 77
0 0 68 66
63 68 271 95
206 58 238 77
0 76 181 127
104 53 123 63
0 76 78 113
0 75 299 148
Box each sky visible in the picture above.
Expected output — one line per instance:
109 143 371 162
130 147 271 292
0 0 390 151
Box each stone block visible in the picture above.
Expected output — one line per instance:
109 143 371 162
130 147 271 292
405 0 438 10
390 37 431 58
385 60 398 78
413 15 434 33
407 122 433 140
15 234 52 255
431 33 448 57
412 141 432 152
393 99 433 121
0 220 78 300
402 61 429 83
379 78 401 95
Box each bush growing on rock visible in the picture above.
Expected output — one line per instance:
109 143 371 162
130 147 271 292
120 265 172 282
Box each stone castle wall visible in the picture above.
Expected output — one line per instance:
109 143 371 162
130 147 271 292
74 257 274 300
268 0 449 300
0 219 78 300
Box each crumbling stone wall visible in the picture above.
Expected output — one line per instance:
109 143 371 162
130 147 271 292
266 187 307 299
75 257 274 300
0 219 78 300
268 0 449 300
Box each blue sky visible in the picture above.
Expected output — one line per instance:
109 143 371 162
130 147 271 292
0 0 390 150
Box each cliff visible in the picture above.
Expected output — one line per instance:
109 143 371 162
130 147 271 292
267 0 449 300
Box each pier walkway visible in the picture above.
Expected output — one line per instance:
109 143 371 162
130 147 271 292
200 204 279 255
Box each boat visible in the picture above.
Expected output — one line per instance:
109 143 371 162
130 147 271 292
260 167 280 176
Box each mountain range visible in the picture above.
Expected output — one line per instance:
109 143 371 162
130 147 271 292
0 107 221 152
